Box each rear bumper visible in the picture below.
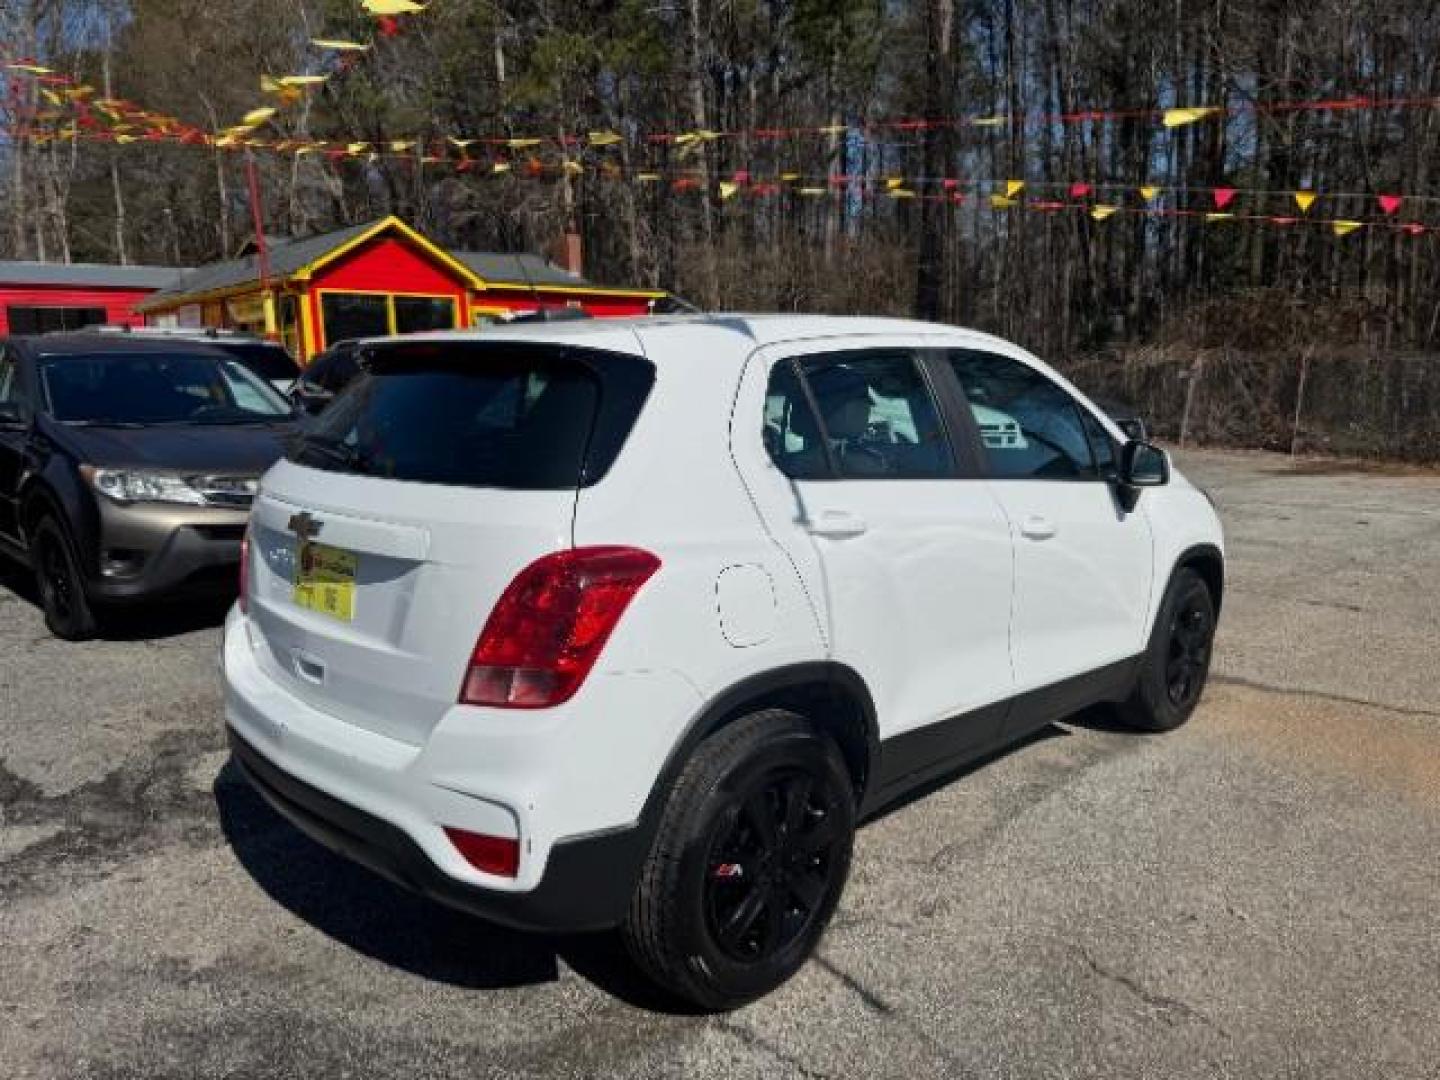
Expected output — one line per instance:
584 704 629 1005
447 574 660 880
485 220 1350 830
228 726 648 932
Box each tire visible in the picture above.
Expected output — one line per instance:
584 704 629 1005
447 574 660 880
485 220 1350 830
31 516 99 641
1118 567 1216 732
623 709 856 1011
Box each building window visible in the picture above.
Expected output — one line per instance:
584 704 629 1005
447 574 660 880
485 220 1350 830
321 293 390 345
394 296 457 333
319 292 458 347
7 306 107 334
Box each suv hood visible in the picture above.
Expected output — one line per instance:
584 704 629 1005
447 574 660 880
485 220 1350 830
53 420 296 474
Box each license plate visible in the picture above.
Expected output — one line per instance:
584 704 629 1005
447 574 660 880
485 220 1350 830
293 541 356 622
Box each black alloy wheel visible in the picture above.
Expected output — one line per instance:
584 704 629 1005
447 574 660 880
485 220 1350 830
703 767 847 964
1165 591 1213 708
33 517 99 640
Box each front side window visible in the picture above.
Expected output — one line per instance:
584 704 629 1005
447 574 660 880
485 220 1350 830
947 350 1097 480
0 350 20 406
39 351 292 425
764 350 954 480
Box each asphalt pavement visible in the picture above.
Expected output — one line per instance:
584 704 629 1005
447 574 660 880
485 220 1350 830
2 447 1438 1079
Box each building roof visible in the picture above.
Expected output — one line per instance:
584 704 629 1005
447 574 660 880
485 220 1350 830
140 220 380 308
0 260 187 290
452 251 586 288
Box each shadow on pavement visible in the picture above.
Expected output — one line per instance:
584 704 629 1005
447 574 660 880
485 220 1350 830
213 758 699 1012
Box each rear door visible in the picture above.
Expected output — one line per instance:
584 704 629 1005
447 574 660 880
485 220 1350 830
244 338 653 747
739 340 1016 758
0 345 33 543
940 347 1153 695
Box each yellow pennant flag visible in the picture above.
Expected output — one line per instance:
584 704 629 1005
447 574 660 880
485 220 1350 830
561 160 583 174
780 171 800 182
240 106 277 127
587 131 623 146
311 38 370 51
40 88 64 106
5 63 54 74
673 129 721 145
1294 191 1317 213
113 134 138 144
1162 107 1218 128
491 162 511 174
798 187 826 197
889 189 917 200
1332 220 1362 237
279 74 328 87
1138 186 1159 201
990 195 1017 209
1005 179 1025 198
1091 205 1118 221
637 172 660 182
885 177 904 191
448 137 477 150
1205 212 1234 222
971 116 1006 127
362 0 427 14
718 181 739 200
347 141 369 155
506 138 541 149
390 140 415 152
817 124 847 135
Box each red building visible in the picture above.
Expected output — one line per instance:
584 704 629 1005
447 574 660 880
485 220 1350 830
0 261 186 336
136 216 665 362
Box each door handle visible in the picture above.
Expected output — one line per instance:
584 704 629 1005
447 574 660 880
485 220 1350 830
1019 515 1057 541
807 510 869 538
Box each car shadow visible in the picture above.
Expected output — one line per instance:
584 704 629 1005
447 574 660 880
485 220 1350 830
212 759 700 1013
0 553 232 641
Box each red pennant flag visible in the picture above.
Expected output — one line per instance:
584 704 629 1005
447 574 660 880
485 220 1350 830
1069 181 1092 199
942 177 958 191
377 15 401 36
1032 200 1066 211
1403 223 1426 236
1213 187 1237 210
950 192 966 204
1269 216 1298 226
732 169 750 185
1378 194 1402 215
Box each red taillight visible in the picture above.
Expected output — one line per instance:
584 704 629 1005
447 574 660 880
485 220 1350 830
238 527 251 614
444 827 520 878
460 546 661 709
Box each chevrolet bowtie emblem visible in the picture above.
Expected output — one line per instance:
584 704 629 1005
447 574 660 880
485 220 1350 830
287 511 324 543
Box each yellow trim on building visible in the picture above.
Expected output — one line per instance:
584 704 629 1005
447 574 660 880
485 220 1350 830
292 215 486 290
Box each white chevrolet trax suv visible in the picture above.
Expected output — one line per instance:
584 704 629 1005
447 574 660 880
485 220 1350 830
223 316 1223 1009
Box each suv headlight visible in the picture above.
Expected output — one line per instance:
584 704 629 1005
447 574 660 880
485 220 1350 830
83 467 211 506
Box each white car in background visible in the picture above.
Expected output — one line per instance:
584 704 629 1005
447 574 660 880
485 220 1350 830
222 315 1223 1009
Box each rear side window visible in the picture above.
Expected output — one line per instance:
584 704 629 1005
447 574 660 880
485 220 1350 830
765 349 954 479
289 342 653 490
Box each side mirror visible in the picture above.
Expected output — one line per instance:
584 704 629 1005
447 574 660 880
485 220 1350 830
0 401 28 431
1120 440 1170 488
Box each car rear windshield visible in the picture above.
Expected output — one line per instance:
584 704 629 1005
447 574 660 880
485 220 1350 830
211 342 301 381
39 351 293 425
287 341 654 490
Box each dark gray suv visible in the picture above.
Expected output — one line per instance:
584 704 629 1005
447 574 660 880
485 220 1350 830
0 335 296 638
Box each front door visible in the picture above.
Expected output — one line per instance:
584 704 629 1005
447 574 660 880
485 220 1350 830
737 341 1016 760
0 346 31 543
942 348 1154 696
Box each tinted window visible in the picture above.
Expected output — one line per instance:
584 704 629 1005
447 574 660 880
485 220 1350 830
308 348 361 393
796 350 952 479
289 342 653 490
394 296 456 334
39 351 292 424
764 360 832 479
6 306 106 334
322 293 388 344
947 350 1096 480
211 341 300 381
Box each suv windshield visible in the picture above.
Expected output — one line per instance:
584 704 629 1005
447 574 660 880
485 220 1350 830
208 341 301 382
40 351 293 425
288 341 654 490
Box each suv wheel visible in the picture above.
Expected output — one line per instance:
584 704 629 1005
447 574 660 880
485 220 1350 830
32 517 99 641
1119 567 1216 732
624 709 855 1011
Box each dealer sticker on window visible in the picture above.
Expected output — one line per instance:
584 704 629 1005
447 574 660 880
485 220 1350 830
293 541 357 622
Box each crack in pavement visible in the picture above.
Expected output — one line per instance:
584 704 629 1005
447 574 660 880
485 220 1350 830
1071 945 1226 1035
1211 674 1440 719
